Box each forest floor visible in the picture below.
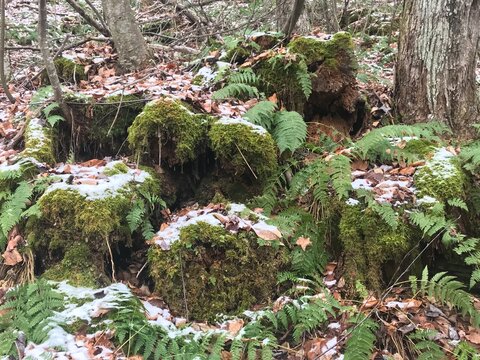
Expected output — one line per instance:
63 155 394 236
1 1 480 359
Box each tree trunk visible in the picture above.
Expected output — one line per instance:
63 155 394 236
318 0 339 33
282 0 306 37
1 0 14 103
394 0 480 138
102 0 149 72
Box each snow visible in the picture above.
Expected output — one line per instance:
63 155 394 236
44 161 150 200
217 117 268 135
346 198 360 206
351 178 373 190
153 203 281 250
417 195 438 204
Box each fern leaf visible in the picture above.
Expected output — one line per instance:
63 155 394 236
344 314 378 360
244 101 277 130
0 181 33 236
272 110 307 154
212 83 260 100
447 198 468 211
329 154 352 199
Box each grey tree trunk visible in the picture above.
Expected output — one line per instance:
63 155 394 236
317 0 339 33
102 0 150 72
394 0 480 138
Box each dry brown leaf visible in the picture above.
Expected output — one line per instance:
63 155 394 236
252 223 282 240
226 319 244 336
2 249 23 266
296 236 312 251
399 167 416 176
351 159 369 171
465 331 480 344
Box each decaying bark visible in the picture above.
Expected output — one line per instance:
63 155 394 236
102 0 150 71
394 0 480 138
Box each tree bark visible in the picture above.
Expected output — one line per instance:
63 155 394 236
102 0 150 72
282 0 306 37
38 0 71 122
394 0 480 138
318 0 339 33
0 0 15 103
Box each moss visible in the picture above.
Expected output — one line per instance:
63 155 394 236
42 57 86 84
148 222 287 321
414 155 465 201
104 162 130 176
42 242 105 287
339 204 411 291
21 117 56 165
403 139 436 158
208 120 277 180
288 32 356 69
128 97 208 166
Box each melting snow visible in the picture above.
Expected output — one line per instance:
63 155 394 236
217 117 268 135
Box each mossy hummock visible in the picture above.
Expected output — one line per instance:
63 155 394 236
128 97 208 167
26 161 160 287
208 117 277 180
339 203 412 291
414 148 465 201
41 57 86 84
148 204 287 321
21 117 55 165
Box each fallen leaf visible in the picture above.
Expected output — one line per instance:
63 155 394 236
465 331 480 344
2 249 23 266
296 236 312 251
252 223 282 240
351 159 369 171
399 166 416 175
225 319 244 336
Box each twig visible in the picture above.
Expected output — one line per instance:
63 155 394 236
106 91 124 136
235 143 258 179
5 122 26 150
149 43 199 55
105 235 116 282
179 252 189 321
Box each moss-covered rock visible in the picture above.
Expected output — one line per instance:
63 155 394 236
414 148 465 201
288 32 357 70
339 203 412 291
208 117 277 180
42 242 106 287
26 161 161 285
128 97 208 167
21 117 56 165
42 57 86 84
149 220 287 321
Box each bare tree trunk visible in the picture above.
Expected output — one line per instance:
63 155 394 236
394 0 480 138
318 0 339 32
102 0 150 72
64 0 110 37
283 0 306 37
0 0 14 103
38 0 71 121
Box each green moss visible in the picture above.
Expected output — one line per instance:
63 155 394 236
42 242 105 287
42 57 86 84
414 155 465 201
288 32 356 69
339 204 411 291
148 222 287 321
128 98 208 166
104 162 130 176
208 121 277 180
21 118 56 165
403 139 436 158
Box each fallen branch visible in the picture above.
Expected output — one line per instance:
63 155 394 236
149 43 199 55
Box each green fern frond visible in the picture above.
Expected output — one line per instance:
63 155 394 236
447 198 468 211
344 314 378 360
369 201 398 229
329 154 352 199
212 83 260 100
0 181 33 237
408 330 445 360
229 69 258 85
126 200 145 233
244 101 277 130
295 61 312 99
271 110 307 154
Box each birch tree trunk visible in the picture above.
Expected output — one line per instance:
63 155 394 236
102 0 149 72
394 0 480 138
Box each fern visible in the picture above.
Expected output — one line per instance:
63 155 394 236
408 330 446 360
295 60 312 98
344 314 378 360
453 340 480 360
127 200 146 233
229 69 258 85
329 154 352 199
212 83 260 100
244 100 277 130
0 280 64 355
447 197 468 211
0 181 33 238
369 201 398 229
271 110 307 154
415 268 480 327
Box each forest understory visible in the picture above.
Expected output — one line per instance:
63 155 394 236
1 0 480 359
